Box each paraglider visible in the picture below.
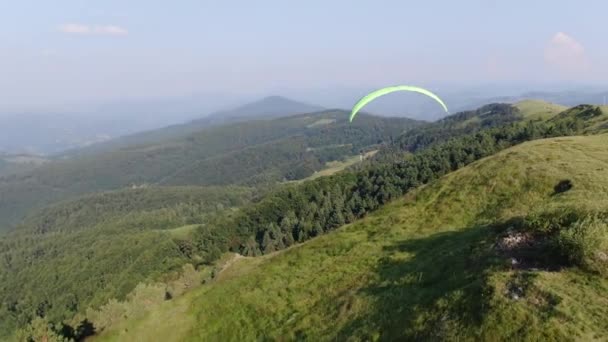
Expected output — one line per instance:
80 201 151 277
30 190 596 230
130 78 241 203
349 86 449 122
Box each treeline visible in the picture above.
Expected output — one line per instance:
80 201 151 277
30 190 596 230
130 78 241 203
395 103 522 152
160 114 420 186
193 112 588 258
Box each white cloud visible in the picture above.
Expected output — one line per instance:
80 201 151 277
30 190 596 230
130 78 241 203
96 25 128 35
60 23 91 34
59 23 128 36
544 32 589 73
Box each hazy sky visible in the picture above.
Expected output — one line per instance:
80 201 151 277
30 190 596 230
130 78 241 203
1 0 607 110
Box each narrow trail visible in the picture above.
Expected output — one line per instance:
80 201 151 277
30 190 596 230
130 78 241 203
217 253 245 276
216 243 304 278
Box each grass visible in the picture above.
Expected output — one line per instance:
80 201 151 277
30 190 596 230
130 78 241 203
93 134 608 341
514 100 568 120
165 224 200 239
86 280 199 342
306 118 336 128
584 105 608 132
86 254 238 342
291 150 378 183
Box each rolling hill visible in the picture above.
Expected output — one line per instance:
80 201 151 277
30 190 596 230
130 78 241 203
461 90 608 114
93 134 608 341
513 99 568 120
393 102 608 153
0 110 421 230
200 95 324 124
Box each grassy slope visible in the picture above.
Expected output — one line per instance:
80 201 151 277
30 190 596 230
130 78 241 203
96 134 608 341
455 100 565 130
514 100 568 120
586 105 608 132
288 150 379 183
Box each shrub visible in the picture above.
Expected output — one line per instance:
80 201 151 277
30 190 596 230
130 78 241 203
556 216 608 276
554 179 573 194
523 207 585 234
514 209 608 274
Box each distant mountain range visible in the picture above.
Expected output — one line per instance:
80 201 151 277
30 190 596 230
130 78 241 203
200 95 324 124
0 95 322 155
2 89 607 155
64 96 325 156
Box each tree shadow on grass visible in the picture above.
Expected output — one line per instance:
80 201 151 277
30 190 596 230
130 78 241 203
336 225 507 341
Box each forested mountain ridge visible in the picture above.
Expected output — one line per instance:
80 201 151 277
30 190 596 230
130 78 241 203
199 95 324 124
392 101 572 152
0 110 421 230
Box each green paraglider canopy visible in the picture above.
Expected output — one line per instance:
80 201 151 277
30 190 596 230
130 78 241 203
349 85 449 122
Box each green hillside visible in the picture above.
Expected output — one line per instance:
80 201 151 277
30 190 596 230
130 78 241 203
514 99 568 120
17 185 255 234
0 186 255 336
395 103 522 151
0 111 421 230
291 150 379 183
95 134 608 341
184 105 594 261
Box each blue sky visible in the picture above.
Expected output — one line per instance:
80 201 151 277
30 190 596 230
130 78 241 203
1 0 607 110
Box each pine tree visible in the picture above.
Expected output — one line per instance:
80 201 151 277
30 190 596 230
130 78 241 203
261 231 274 253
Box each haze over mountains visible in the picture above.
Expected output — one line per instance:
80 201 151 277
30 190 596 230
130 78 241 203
64 96 325 156
3 87 608 156
0 95 320 155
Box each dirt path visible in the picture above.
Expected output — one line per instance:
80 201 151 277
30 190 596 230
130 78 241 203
214 253 248 280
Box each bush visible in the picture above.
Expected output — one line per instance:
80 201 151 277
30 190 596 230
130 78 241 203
554 179 573 194
556 216 608 276
523 207 585 234
514 208 608 274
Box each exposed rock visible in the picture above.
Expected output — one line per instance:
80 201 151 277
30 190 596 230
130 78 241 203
497 230 536 251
